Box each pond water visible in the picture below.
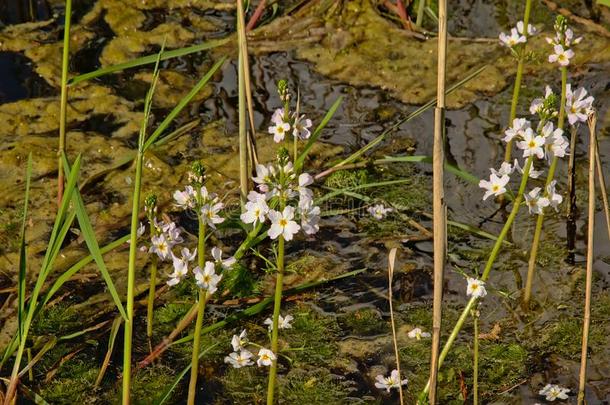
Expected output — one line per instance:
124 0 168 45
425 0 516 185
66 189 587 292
0 0 609 404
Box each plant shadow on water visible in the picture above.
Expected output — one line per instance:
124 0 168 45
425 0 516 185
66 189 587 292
0 0 609 404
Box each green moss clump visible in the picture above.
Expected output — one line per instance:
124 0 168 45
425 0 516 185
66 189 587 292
324 169 368 190
154 302 193 335
280 368 348 404
535 240 568 267
535 317 605 359
372 169 429 213
341 308 387 336
39 358 99 403
131 365 176 405
31 302 80 335
284 306 340 365
221 366 267 403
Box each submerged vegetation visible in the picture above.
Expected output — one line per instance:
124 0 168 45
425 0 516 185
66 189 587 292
0 0 609 404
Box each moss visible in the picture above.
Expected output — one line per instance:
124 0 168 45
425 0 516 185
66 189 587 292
279 368 348 404
154 302 193 336
324 169 368 190
535 239 568 267
31 302 80 336
535 316 606 359
220 366 267 403
221 263 259 298
130 365 177 405
39 358 99 403
284 306 340 365
341 308 387 336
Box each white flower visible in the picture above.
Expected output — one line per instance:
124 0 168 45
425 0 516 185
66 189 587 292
539 384 570 401
516 128 546 159
513 159 543 179
201 202 225 229
479 172 510 201
565 84 594 126
240 193 269 226
231 330 248 352
264 314 294 331
503 118 531 143
548 44 574 66
173 185 196 209
252 164 276 193
224 350 254 368
211 246 236 270
257 348 276 367
297 173 314 205
525 187 550 214
541 123 569 159
137 222 146 238
546 180 563 211
150 234 172 261
299 202 321 235
167 247 197 286
374 369 408 392
490 162 514 177
530 86 554 116
268 206 301 241
466 277 487 298
269 121 291 143
407 327 431 340
564 28 582 46
516 21 537 36
499 28 526 48
368 204 393 220
163 221 184 245
194 262 222 294
292 114 313 139
271 108 286 125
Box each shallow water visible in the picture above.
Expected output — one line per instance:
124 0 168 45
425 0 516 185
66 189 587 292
0 0 609 404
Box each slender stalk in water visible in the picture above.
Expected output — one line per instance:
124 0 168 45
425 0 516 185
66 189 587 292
187 195 207 405
145 194 159 349
595 141 610 242
57 0 72 207
419 157 533 401
503 0 533 163
472 308 479 405
237 0 248 205
523 66 568 308
429 0 447 401
577 113 596 404
387 248 404 405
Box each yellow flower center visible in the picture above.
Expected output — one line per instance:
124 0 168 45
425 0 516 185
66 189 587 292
279 219 288 227
492 185 499 192
528 140 536 148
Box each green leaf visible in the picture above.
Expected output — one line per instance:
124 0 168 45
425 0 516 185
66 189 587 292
597 0 610 7
17 154 32 342
143 57 227 150
62 156 128 320
295 96 343 172
68 38 230 85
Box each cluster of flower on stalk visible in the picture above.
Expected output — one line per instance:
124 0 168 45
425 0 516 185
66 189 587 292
224 314 294 369
268 80 313 143
162 162 236 292
499 20 537 49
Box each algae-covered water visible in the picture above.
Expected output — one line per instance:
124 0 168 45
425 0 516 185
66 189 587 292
1 0 609 403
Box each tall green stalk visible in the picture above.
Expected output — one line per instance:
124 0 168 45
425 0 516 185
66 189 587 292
523 66 568 308
503 0 533 163
237 0 248 205
187 208 207 405
473 309 479 405
122 47 163 405
57 0 72 207
419 157 533 401
146 255 158 344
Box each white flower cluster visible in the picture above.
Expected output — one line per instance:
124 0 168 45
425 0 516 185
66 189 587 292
565 84 594 126
241 160 320 240
407 327 431 340
539 383 570 401
547 17 581 67
466 277 487 299
173 185 225 229
368 204 393 220
499 20 537 48
374 369 408 392
268 108 313 143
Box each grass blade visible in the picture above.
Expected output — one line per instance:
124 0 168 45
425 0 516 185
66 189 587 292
68 39 229 85
62 156 128 320
95 316 123 387
295 96 343 171
18 154 33 342
143 57 227 150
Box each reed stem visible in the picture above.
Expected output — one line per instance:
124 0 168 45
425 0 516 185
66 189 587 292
595 141 610 242
266 235 285 405
388 248 404 405
523 66 568 308
577 113 596 404
187 198 207 405
146 255 158 344
473 309 479 405
237 0 248 205
566 125 578 263
429 0 447 402
57 0 72 208
419 157 533 401
503 0 533 163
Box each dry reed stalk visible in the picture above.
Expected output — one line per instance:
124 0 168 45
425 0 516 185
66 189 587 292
388 248 404 405
577 113 597 404
429 0 447 403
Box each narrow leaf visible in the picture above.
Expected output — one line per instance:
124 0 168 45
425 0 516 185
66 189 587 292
18 154 33 341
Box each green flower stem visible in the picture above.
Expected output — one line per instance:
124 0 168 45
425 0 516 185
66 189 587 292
419 156 533 401
266 234 285 405
503 0 533 163
187 201 207 405
473 310 479 405
57 0 72 206
146 255 158 342
523 66 568 308
122 151 144 405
